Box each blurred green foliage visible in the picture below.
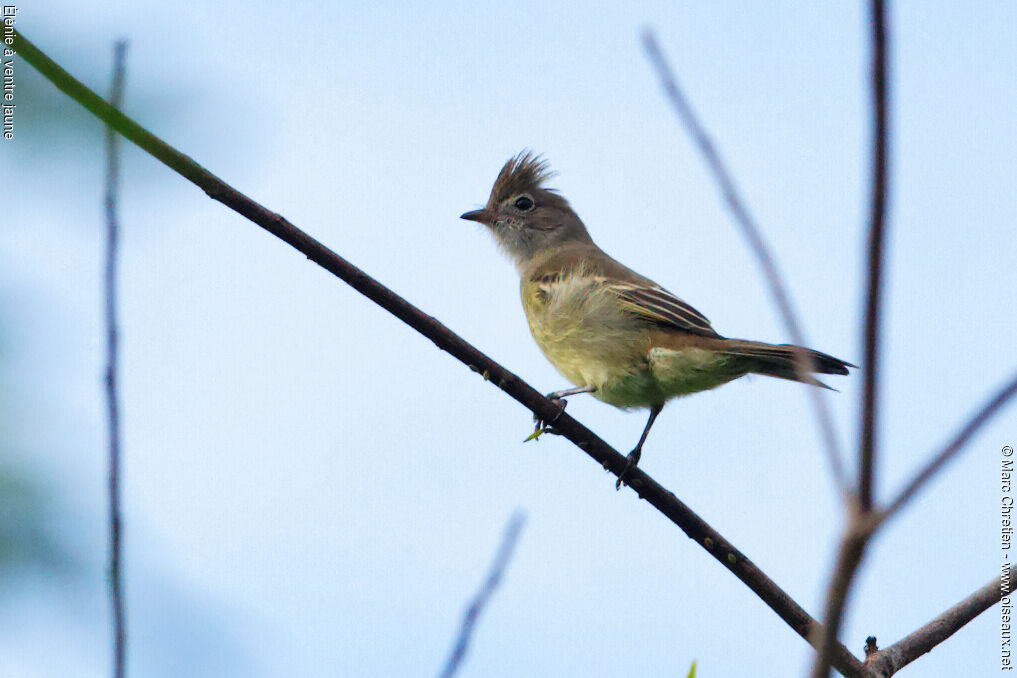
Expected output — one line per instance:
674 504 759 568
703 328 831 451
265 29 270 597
0 465 64 574
0 326 68 582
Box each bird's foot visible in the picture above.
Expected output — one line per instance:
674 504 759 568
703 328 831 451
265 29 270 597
525 396 568 442
615 448 643 490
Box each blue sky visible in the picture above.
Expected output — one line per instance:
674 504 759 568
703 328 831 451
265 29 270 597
3 2 1016 676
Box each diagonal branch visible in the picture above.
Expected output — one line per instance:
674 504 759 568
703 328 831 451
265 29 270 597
103 39 129 678
641 30 850 498
877 371 1017 527
439 511 526 678
14 27 863 677
865 566 1014 677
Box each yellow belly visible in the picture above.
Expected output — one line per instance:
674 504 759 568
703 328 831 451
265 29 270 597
522 274 660 408
521 274 744 408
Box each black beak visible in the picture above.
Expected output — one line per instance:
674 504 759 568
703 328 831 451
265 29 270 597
460 209 491 223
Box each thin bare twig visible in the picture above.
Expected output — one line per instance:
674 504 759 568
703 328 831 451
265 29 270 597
865 566 1014 677
858 0 891 514
641 30 849 497
812 2 890 676
104 39 128 678
812 372 1017 677
13 27 863 677
811 511 874 678
878 371 1017 527
439 511 526 678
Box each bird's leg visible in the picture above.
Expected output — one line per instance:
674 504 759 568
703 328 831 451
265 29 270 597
547 385 597 404
528 386 597 441
616 403 664 489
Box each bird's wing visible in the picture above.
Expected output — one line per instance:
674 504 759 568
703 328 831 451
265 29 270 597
608 281 720 337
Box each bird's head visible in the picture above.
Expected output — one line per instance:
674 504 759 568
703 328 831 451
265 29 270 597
461 151 593 269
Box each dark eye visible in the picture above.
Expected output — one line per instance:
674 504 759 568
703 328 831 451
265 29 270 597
514 196 535 211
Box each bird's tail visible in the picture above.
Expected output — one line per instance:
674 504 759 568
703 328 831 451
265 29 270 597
721 340 854 390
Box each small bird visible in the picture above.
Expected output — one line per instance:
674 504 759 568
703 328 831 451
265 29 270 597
461 151 852 485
